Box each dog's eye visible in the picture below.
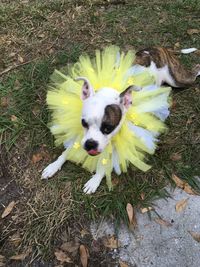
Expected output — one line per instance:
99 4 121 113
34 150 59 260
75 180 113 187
81 119 89 128
100 123 115 135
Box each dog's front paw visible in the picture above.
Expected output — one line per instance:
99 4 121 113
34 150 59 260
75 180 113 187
83 176 101 194
41 162 61 179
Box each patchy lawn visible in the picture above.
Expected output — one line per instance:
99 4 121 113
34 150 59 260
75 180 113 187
0 0 200 266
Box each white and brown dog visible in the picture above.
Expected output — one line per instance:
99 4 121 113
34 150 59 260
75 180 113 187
134 47 200 87
42 80 133 193
42 47 199 194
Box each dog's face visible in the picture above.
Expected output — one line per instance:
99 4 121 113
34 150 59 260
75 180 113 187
77 77 133 156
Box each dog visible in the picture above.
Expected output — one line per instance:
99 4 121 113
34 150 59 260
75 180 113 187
42 78 133 193
42 47 199 194
134 47 200 87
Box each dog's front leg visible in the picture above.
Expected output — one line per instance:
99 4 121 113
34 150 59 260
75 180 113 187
83 169 105 194
41 150 68 179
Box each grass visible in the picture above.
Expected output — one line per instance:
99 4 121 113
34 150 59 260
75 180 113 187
0 0 200 262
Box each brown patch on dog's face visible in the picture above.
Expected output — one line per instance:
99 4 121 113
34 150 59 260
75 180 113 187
100 104 122 135
135 47 168 68
134 50 151 67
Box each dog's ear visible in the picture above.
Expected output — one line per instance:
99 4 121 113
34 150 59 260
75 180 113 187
75 77 94 100
119 85 135 109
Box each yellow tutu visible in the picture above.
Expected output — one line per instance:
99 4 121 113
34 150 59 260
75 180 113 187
47 46 171 189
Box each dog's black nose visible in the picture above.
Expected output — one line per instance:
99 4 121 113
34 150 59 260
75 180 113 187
84 139 98 151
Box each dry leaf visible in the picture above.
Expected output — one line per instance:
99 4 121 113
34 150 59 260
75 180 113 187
10 253 27 261
188 231 200 242
172 174 198 195
172 174 185 188
1 201 15 218
170 153 182 161
54 250 72 264
11 115 18 122
38 33 45 38
0 255 5 261
184 184 198 195
154 218 172 227
140 207 153 213
0 255 5 266
31 153 43 164
61 241 79 253
175 198 188 212
126 203 133 223
80 245 88 267
112 177 120 186
126 203 137 228
31 146 50 164
119 260 129 267
103 236 120 249
9 233 21 246
18 55 24 63
48 48 54 54
174 42 180 49
1 97 9 108
187 29 200 35
80 229 89 238
140 192 145 200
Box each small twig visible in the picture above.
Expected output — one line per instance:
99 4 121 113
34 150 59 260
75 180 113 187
0 59 37 77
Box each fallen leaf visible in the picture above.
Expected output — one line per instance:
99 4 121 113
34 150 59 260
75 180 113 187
18 55 24 63
184 183 198 195
48 48 54 54
119 260 129 267
174 42 180 49
172 174 198 195
1 97 9 108
80 245 88 267
112 177 120 186
14 79 21 88
170 153 182 161
188 231 200 242
187 29 200 35
0 255 5 261
10 115 18 122
9 233 21 246
80 229 89 238
31 153 43 164
175 198 188 212
0 255 5 266
103 235 120 249
61 241 79 253
9 52 16 58
32 105 40 116
126 203 137 228
159 18 165 24
172 174 185 188
54 250 72 264
154 218 172 227
10 253 27 261
31 146 50 164
38 33 45 38
1 201 15 218
140 192 145 200
140 207 153 213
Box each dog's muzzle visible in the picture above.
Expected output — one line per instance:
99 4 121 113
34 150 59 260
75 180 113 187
84 139 100 156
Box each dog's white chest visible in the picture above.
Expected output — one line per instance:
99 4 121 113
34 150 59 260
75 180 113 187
149 61 176 87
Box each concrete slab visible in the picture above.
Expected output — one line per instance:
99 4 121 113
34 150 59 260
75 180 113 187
90 188 200 267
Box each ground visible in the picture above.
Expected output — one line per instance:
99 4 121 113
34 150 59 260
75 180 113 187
0 0 200 266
